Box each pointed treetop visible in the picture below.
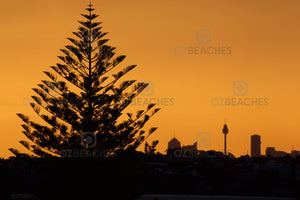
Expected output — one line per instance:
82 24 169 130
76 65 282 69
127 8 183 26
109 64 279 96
82 2 99 21
86 1 95 12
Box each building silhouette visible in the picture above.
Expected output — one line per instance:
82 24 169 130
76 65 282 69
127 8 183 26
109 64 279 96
265 147 299 158
251 135 261 157
168 137 181 150
266 147 276 157
265 147 289 157
167 137 181 159
276 151 287 157
222 123 229 155
182 142 197 151
291 150 300 158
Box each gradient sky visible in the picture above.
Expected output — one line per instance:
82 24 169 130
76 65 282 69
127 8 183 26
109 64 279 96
0 0 300 158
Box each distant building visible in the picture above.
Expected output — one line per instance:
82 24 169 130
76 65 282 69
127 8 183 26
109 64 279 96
182 142 197 151
222 123 229 156
168 137 181 150
167 137 181 159
266 147 276 157
265 147 288 157
167 138 200 159
276 151 287 157
251 135 261 157
291 150 300 158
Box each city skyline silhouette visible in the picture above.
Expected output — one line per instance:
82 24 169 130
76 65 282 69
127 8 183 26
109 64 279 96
166 123 300 159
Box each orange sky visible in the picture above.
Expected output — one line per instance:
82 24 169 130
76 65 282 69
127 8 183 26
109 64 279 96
0 0 300 158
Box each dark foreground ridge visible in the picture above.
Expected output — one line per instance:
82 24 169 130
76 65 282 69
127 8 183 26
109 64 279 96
1 151 300 200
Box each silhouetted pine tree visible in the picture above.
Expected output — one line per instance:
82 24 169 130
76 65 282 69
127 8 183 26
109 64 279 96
10 3 160 157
